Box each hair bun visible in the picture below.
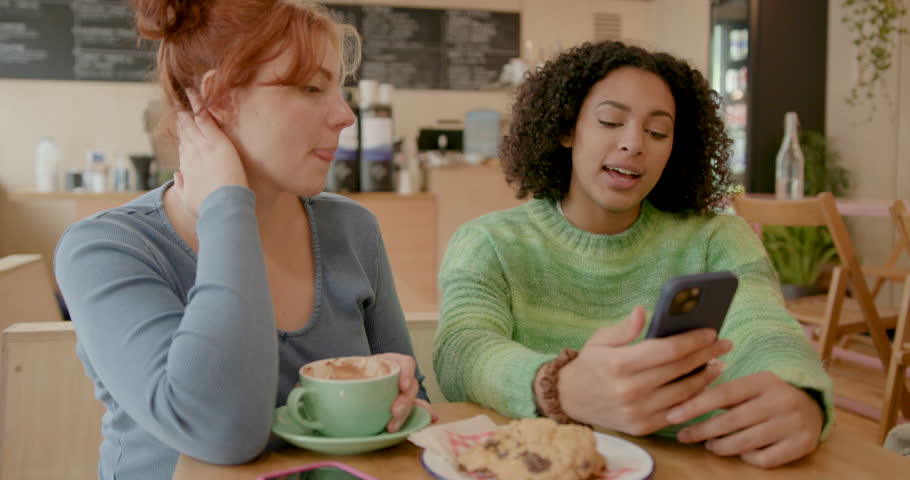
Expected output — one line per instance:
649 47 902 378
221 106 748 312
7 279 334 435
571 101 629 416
131 0 207 41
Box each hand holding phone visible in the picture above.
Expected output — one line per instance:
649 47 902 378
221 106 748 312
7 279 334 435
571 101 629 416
555 278 735 435
645 271 738 378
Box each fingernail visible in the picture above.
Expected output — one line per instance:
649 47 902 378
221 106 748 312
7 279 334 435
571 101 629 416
707 358 727 374
677 429 691 443
667 408 685 423
402 377 411 391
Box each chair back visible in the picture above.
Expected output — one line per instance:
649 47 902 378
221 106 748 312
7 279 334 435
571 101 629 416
888 201 910 354
733 193 868 282
0 254 64 332
0 322 103 480
731 194 829 228
880 200 910 443
732 193 893 360
890 201 910 252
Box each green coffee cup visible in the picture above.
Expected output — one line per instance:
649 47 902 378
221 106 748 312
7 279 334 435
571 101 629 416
285 356 400 438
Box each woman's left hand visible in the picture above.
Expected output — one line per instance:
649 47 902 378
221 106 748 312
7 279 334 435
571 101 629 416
374 353 439 432
666 371 824 468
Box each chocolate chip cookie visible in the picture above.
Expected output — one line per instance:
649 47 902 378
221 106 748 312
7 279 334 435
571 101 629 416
457 418 607 480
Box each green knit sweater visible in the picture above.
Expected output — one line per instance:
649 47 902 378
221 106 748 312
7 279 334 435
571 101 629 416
434 198 834 438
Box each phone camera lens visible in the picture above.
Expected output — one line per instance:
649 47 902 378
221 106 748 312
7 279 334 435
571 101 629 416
681 298 699 313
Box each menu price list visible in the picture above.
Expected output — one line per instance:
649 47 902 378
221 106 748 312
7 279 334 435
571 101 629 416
326 3 519 90
1 1 519 87
0 0 155 82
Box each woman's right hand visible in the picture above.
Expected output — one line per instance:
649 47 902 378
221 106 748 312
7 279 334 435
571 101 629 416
174 88 248 218
557 306 732 436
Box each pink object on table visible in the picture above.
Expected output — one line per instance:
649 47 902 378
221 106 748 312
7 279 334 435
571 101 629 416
255 460 380 480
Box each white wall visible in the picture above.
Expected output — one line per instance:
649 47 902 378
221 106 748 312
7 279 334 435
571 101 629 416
651 0 710 74
0 0 721 195
826 1 910 288
826 1 909 202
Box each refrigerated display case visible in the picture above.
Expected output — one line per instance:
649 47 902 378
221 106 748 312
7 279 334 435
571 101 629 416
709 0 828 193
710 0 749 183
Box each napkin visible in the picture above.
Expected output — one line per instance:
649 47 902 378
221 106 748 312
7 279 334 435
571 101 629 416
407 415 499 460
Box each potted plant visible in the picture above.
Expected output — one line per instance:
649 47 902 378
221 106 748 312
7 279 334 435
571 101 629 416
763 225 840 299
763 131 851 299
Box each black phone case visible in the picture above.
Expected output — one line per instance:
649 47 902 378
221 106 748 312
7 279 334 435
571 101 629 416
645 271 739 339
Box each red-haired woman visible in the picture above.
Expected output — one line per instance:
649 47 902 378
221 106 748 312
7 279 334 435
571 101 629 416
53 2 431 478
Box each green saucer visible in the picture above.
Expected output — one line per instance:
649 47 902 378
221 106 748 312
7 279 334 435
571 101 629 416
272 405 431 455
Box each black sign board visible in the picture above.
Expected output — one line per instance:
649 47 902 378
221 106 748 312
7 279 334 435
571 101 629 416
0 1 520 89
0 0 155 82
326 4 520 90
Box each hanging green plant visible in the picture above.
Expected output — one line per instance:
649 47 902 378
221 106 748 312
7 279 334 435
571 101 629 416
841 0 908 109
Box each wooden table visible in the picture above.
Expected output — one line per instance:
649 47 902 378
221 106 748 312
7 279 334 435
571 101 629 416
173 402 910 479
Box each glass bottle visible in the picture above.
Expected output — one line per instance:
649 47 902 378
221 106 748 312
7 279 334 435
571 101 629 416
35 137 61 192
775 112 805 199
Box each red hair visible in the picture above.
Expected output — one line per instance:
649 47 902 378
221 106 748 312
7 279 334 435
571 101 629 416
131 0 360 112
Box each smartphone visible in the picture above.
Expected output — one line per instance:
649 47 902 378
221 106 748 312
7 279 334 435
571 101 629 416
645 271 739 339
256 461 379 480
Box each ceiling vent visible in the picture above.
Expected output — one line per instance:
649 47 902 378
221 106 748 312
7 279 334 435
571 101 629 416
593 12 622 42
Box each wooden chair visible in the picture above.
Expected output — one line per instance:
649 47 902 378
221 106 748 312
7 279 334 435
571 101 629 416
881 200 910 444
732 193 901 368
0 322 104 480
0 254 64 333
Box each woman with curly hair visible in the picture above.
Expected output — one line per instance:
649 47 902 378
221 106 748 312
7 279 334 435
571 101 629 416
434 41 832 468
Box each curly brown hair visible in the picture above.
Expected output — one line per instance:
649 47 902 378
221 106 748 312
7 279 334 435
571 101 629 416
501 41 734 215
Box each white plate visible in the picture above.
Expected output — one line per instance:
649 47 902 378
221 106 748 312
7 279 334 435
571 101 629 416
420 430 654 480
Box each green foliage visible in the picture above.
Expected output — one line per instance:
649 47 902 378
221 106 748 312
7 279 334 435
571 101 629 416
841 0 908 111
763 131 850 287
762 225 839 286
800 130 850 197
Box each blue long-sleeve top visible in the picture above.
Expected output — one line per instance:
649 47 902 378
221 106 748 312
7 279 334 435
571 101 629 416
54 183 426 480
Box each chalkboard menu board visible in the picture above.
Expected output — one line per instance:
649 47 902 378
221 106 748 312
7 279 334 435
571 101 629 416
326 4 520 90
0 1 519 89
0 0 155 82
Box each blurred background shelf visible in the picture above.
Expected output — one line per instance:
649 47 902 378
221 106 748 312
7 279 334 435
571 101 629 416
1 163 523 315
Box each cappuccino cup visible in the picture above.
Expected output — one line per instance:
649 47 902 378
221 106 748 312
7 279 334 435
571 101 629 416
285 356 400 438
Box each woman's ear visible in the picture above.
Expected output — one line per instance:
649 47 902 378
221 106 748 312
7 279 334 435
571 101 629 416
198 69 235 123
